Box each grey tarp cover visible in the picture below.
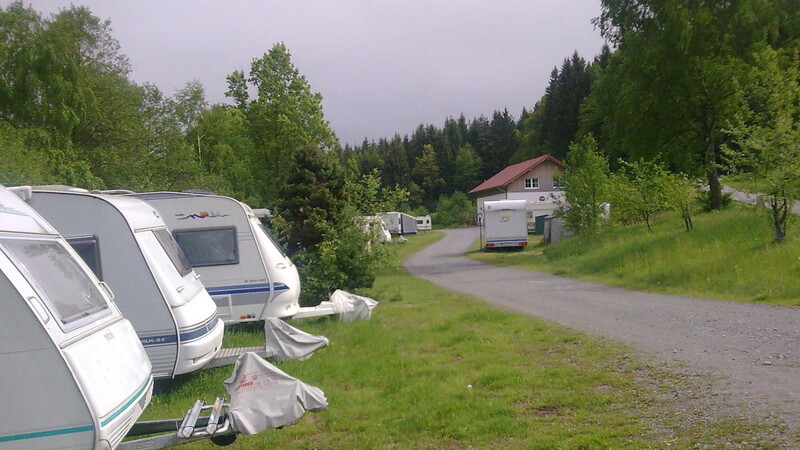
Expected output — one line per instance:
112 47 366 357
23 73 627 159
264 317 329 361
224 352 327 434
329 290 379 323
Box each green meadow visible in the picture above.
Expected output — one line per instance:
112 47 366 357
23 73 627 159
137 231 785 448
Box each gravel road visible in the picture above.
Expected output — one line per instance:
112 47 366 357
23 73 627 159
405 227 800 431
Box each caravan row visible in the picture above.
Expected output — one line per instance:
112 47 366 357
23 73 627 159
0 185 338 448
24 186 303 379
0 186 153 449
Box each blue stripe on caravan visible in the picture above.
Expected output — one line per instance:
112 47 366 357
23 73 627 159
206 282 289 296
0 425 93 443
100 377 151 427
141 313 219 346
179 316 220 342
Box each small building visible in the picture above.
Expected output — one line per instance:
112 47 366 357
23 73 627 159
469 154 567 231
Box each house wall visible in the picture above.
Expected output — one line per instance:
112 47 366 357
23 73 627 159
507 191 565 223
473 158 567 226
476 192 507 215
506 161 564 192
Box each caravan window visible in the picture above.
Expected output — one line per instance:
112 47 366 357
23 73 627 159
67 235 103 280
0 238 109 327
173 226 239 267
152 228 193 277
253 221 287 258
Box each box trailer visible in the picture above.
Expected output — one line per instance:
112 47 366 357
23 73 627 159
481 199 528 248
380 212 418 235
26 187 224 378
0 185 152 449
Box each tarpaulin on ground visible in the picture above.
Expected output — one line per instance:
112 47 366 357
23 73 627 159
264 317 329 361
224 352 327 434
329 290 379 322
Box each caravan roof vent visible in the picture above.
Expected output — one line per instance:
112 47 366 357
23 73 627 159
8 186 32 201
252 208 272 218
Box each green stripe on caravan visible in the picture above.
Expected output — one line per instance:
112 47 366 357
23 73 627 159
0 425 93 442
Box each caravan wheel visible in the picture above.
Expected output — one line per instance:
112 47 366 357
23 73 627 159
211 434 237 446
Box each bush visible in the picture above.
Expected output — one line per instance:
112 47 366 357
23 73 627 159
291 208 394 306
435 192 474 228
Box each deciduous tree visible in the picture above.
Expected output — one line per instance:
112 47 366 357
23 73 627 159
560 135 611 234
724 48 800 242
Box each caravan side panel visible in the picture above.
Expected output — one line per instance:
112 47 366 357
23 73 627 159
0 268 94 449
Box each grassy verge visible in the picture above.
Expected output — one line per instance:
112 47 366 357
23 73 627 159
139 232 784 448
469 204 800 306
722 174 772 194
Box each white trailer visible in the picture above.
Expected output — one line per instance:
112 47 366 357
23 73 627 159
26 187 224 379
415 215 432 231
356 215 392 244
0 186 152 449
130 191 301 323
481 199 529 248
380 212 418 235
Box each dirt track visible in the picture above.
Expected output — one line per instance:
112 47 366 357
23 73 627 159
405 228 800 433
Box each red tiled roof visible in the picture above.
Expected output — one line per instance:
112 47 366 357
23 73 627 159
469 154 566 195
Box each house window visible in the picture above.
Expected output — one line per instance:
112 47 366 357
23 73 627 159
524 178 539 189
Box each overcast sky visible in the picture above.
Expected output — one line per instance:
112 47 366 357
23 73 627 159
23 1 607 146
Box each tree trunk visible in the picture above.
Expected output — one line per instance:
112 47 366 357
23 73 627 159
771 195 787 242
705 137 723 210
683 211 693 232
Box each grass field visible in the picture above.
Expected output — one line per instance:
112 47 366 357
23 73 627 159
470 204 800 306
722 174 773 194
138 231 783 448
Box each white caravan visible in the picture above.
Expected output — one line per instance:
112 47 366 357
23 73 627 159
26 187 224 378
130 191 301 323
481 199 529 248
381 212 418 235
356 215 392 244
415 215 432 231
0 186 152 449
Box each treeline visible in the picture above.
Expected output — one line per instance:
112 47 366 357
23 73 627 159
3 1 800 229
344 0 800 217
0 2 338 209
0 2 375 303
339 48 608 210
